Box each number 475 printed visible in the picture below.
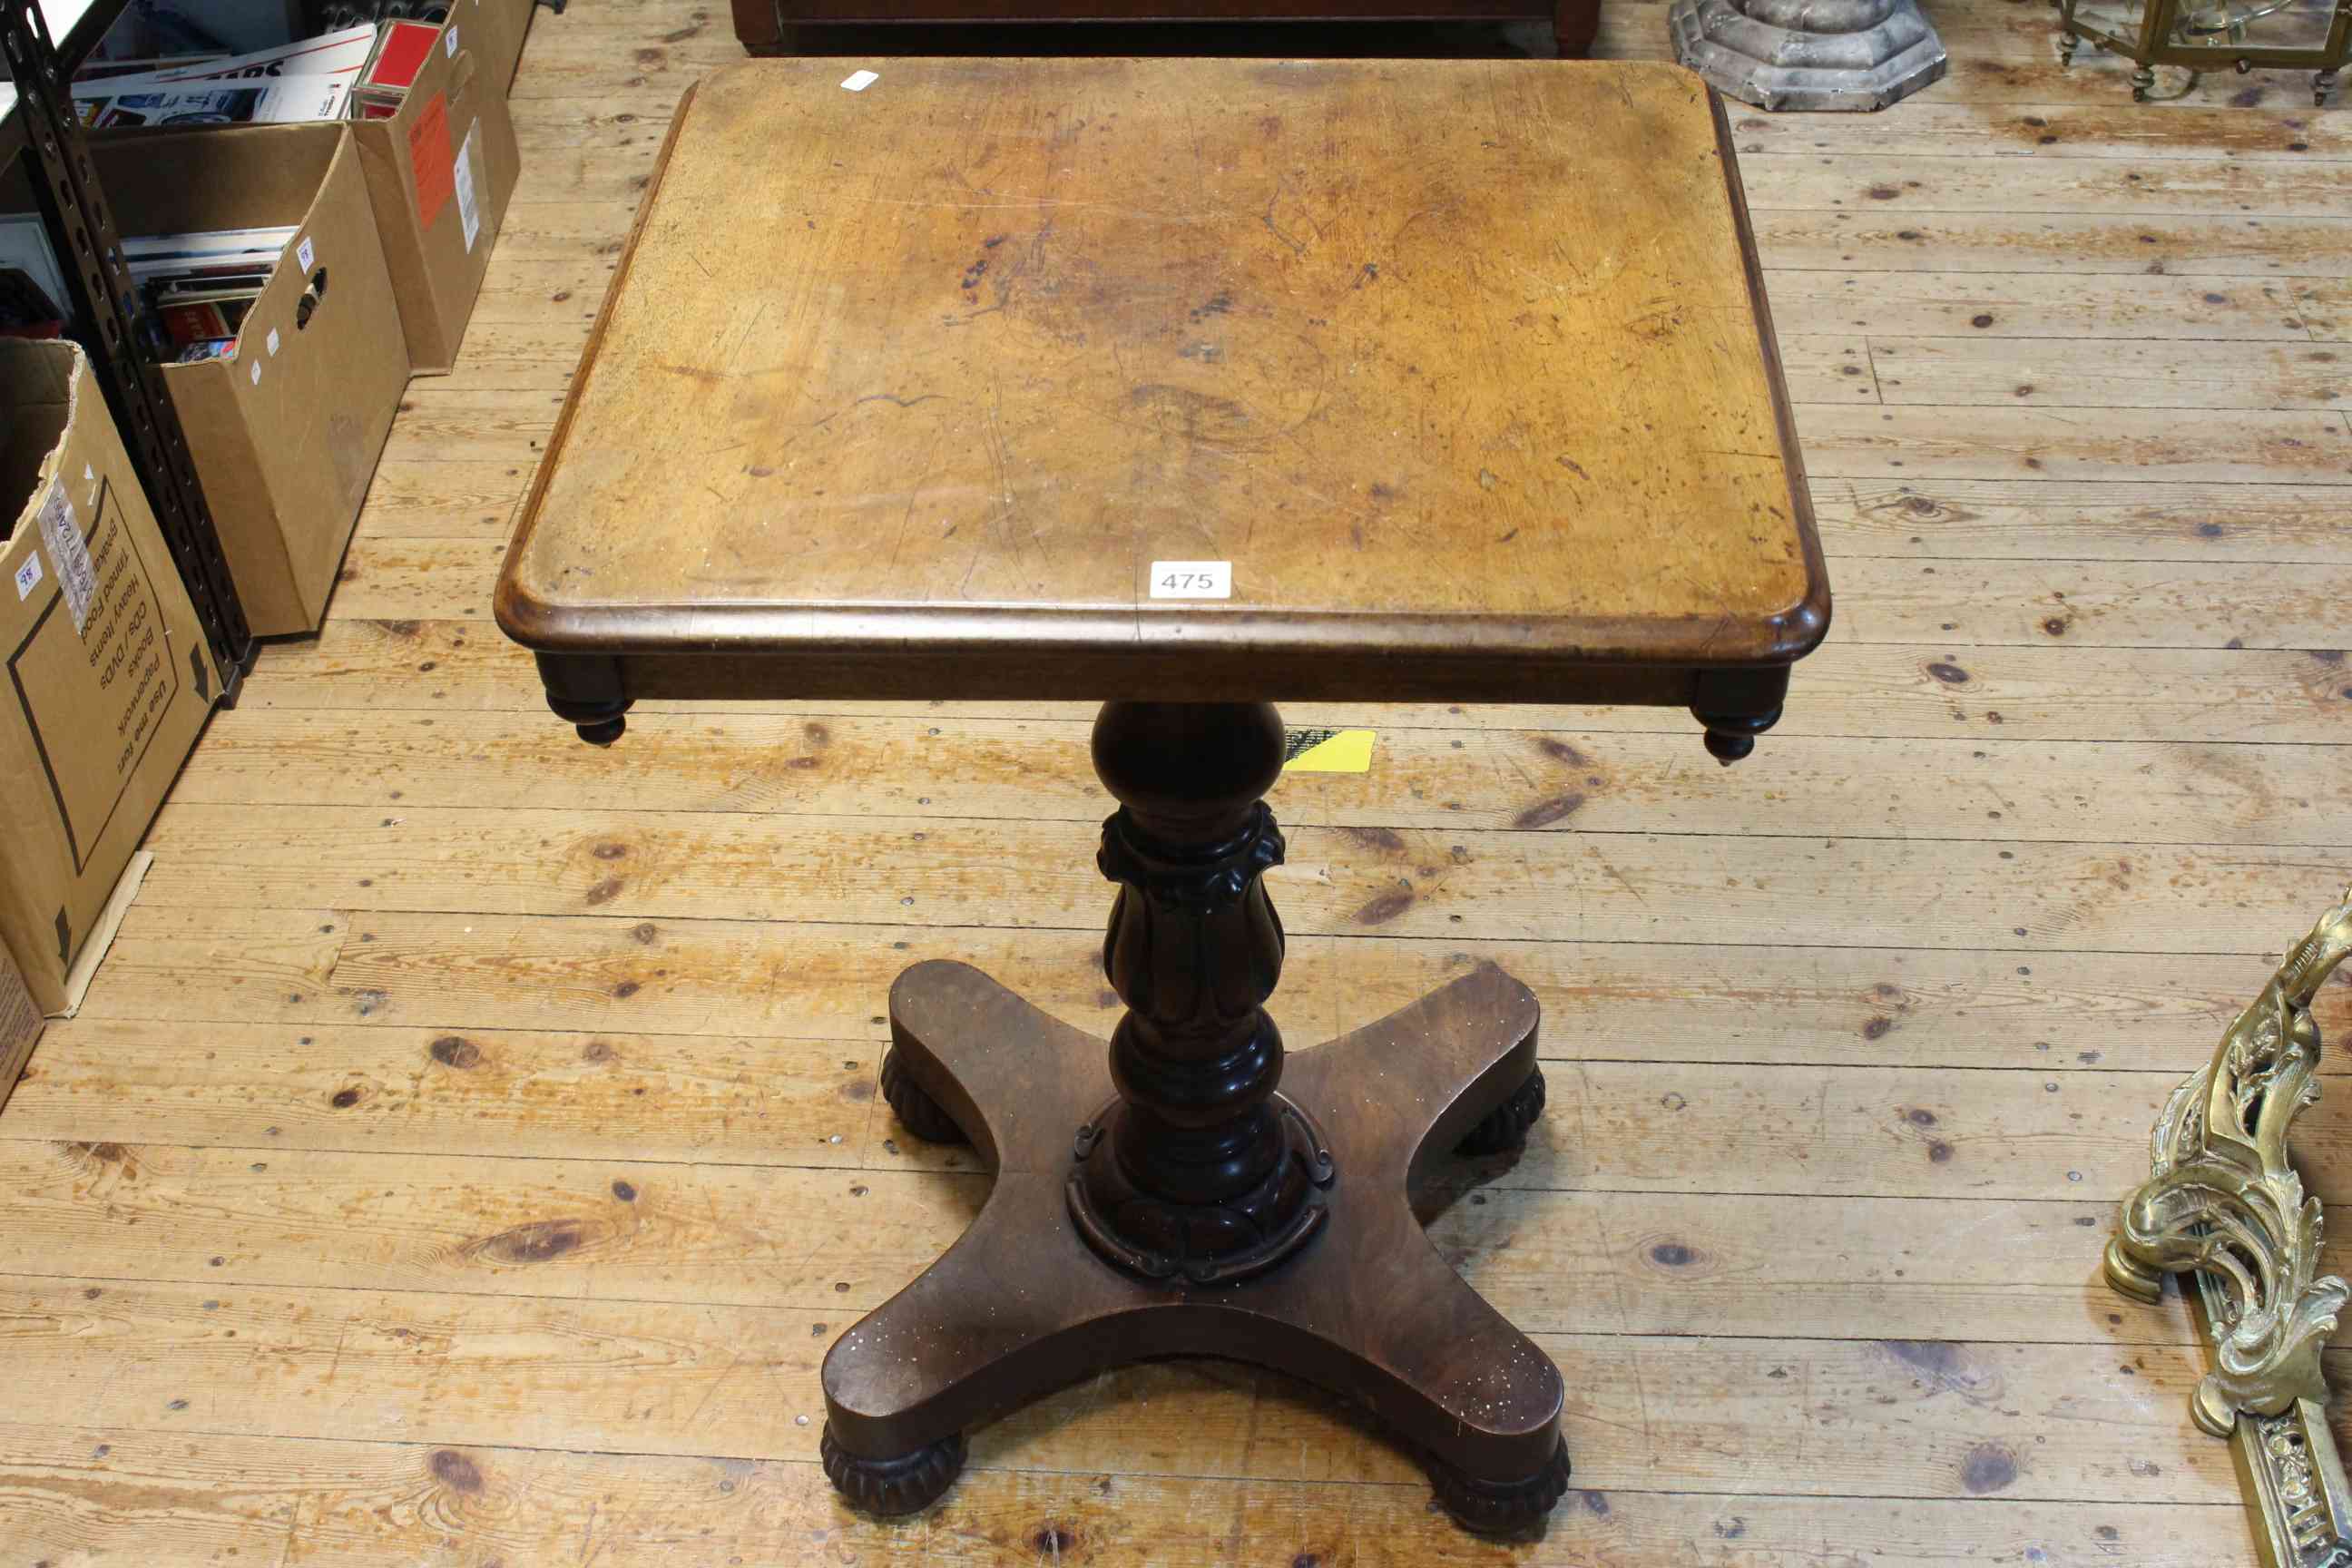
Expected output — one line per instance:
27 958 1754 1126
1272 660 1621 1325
1148 561 1232 600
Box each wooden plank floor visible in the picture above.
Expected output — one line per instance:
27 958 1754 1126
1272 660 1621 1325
5 3 2350 1563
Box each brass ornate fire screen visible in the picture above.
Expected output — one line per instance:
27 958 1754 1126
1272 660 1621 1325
2108 891 2352 1568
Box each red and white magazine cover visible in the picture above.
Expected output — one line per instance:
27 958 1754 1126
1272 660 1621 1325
362 20 441 93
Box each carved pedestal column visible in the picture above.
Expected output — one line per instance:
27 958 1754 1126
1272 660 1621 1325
1071 701 1331 1282
1668 0 1949 111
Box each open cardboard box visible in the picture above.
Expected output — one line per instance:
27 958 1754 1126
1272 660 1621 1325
74 4 524 371
340 8 523 372
470 0 544 100
0 339 219 1015
9 122 413 634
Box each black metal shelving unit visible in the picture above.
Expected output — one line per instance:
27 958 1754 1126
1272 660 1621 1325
3 0 255 697
0 0 114 163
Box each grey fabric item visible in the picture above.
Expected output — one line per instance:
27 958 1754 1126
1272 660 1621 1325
1669 0 1949 110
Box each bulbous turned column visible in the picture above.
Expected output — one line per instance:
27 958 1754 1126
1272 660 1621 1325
1067 701 1333 1286
1669 0 1948 111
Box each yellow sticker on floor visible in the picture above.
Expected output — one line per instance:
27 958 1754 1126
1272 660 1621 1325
1283 728 1376 773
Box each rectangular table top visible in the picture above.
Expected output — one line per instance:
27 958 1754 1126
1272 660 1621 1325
497 57 1826 700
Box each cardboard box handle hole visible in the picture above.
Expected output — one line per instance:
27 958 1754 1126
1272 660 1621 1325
295 268 328 329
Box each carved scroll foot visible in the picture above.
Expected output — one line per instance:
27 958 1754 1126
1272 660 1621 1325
818 1426 966 1515
879 1046 968 1148
2102 1236 2164 1305
1455 1067 1547 1158
2191 1379 2239 1442
1427 1433 1574 1536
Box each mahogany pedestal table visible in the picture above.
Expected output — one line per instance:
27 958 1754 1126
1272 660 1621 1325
495 56 1828 1534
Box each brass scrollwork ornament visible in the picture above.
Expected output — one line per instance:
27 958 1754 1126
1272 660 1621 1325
2107 889 2352 1568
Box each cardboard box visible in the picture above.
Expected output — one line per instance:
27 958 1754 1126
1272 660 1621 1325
0 935 41 1117
347 10 522 372
17 123 413 634
468 0 542 96
0 339 220 1015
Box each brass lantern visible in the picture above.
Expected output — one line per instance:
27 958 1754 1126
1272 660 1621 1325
2057 0 2347 103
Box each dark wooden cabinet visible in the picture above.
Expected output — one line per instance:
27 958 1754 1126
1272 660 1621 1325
731 0 1600 59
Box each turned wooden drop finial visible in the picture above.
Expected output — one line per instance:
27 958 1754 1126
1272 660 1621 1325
1690 667 1790 767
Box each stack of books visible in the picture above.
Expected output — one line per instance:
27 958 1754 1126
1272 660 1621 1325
123 227 300 361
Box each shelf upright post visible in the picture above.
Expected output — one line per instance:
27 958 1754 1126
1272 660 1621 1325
2 0 255 697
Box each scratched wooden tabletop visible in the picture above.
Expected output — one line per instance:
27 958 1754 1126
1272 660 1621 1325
498 56 1824 678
